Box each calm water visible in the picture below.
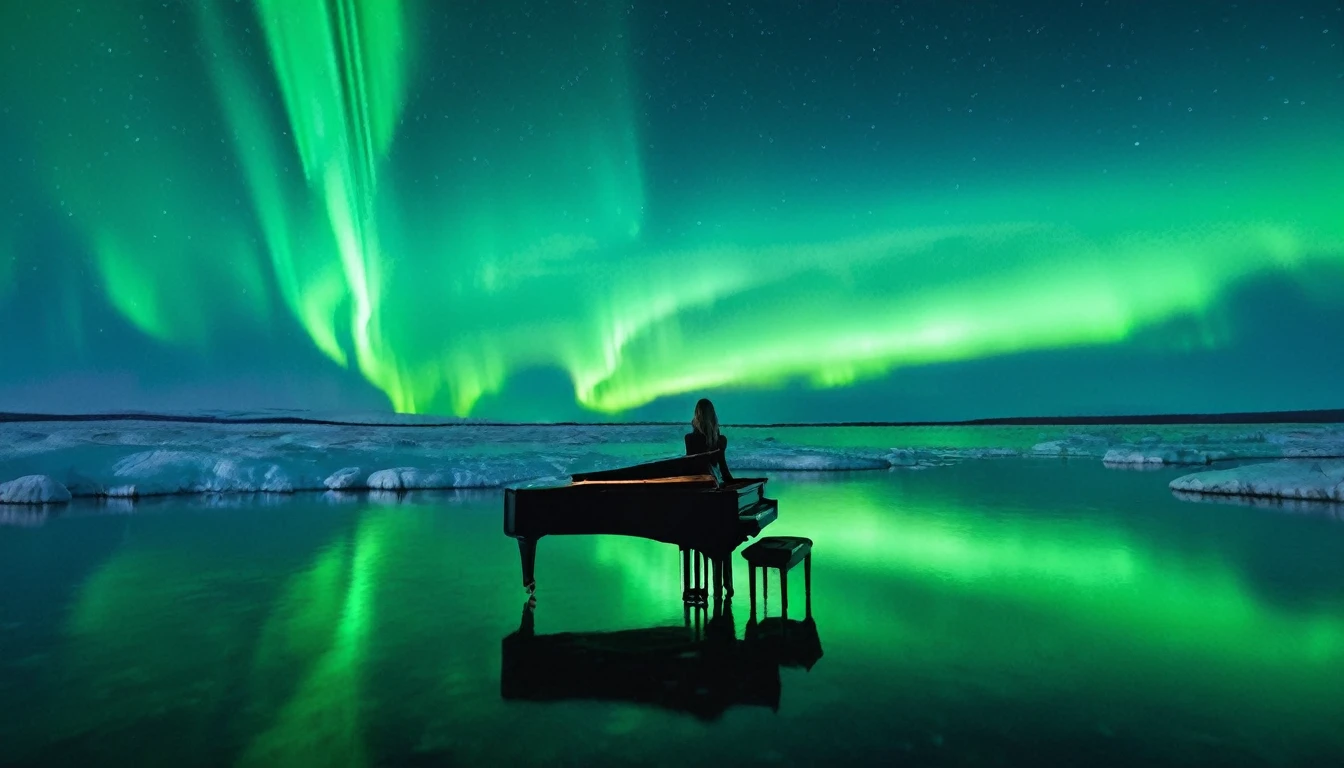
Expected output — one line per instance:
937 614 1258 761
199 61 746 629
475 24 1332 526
3 460 1343 766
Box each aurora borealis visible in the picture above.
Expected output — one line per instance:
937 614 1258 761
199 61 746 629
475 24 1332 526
1 1 1341 420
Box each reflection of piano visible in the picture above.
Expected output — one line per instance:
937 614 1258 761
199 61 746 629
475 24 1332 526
500 600 822 721
503 452 778 593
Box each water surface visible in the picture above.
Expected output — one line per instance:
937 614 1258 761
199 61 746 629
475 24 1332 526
3 460 1343 766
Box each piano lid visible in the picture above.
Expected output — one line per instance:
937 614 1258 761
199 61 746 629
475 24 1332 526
571 451 723 485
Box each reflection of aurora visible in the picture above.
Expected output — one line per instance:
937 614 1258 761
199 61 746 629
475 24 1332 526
1 1 1342 416
239 515 383 766
59 511 386 764
601 478 1344 669
43 472 1344 763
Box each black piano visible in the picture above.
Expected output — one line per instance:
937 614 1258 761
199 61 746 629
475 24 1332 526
503 451 778 596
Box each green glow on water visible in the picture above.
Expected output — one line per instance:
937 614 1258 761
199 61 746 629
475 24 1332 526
241 513 383 766
10 461 1343 764
769 479 1344 672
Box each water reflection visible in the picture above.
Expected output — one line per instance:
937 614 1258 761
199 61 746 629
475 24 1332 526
1172 488 1344 520
2 463 1343 766
0 506 48 527
501 597 823 721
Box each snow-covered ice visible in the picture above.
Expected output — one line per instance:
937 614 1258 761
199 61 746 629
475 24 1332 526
0 474 71 504
732 449 891 471
92 450 304 497
1 417 1342 501
1103 447 1219 466
1170 460 1344 503
1030 434 1113 458
324 467 364 490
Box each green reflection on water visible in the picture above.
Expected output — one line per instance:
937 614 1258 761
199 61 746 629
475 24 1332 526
240 512 385 767
6 462 1343 765
773 477 1344 661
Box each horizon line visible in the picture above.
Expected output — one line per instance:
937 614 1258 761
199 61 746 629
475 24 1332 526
1 407 1341 428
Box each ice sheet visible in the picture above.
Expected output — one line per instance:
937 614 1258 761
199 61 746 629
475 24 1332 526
2 419 1342 500
1103 448 1220 466
0 474 72 504
1170 460 1344 503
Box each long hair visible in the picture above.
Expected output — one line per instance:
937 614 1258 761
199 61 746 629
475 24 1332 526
691 398 720 447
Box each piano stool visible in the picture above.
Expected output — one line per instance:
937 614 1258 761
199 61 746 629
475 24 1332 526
742 536 813 619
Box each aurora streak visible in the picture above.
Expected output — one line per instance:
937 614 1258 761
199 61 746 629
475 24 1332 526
1 0 1341 419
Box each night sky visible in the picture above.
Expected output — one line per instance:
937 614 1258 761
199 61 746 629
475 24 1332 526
1 0 1340 421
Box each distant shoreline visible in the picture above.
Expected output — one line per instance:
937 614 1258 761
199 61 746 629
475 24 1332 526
1 408 1340 428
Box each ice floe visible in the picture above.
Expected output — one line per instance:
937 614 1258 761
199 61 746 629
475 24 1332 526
1170 460 1344 503
1030 434 1113 458
94 450 309 497
1103 447 1219 466
0 474 72 504
732 449 891 471
2 418 1342 500
324 467 364 490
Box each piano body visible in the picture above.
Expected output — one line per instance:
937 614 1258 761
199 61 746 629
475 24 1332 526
503 451 778 594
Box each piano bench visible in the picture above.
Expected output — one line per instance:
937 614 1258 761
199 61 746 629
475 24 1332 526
742 536 813 620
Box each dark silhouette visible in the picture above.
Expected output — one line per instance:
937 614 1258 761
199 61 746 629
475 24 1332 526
500 596 822 720
505 450 777 594
744 536 813 620
685 397 733 482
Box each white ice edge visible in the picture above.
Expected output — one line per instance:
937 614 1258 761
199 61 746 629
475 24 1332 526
1 421 1342 503
1170 460 1344 503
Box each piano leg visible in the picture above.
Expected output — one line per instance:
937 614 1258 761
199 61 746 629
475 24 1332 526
519 596 536 637
681 547 691 601
694 550 701 595
712 556 723 603
518 538 537 593
781 569 789 620
724 556 735 598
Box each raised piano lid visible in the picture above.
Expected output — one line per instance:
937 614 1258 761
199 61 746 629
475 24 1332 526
570 451 723 484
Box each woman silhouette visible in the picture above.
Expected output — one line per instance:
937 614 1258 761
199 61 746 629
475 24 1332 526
685 398 733 482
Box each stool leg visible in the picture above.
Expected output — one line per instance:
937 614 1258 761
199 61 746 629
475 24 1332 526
781 569 789 620
725 557 734 598
682 547 690 600
804 553 812 619
694 551 702 593
748 565 757 613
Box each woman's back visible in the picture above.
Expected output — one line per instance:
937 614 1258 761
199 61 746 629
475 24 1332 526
685 430 733 481
684 430 726 455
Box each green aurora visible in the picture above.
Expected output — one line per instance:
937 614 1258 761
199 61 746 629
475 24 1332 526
1 0 1341 418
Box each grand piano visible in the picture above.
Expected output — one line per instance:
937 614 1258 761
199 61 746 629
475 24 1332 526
503 450 778 597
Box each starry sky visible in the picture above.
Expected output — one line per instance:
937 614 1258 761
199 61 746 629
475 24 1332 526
0 0 1341 422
